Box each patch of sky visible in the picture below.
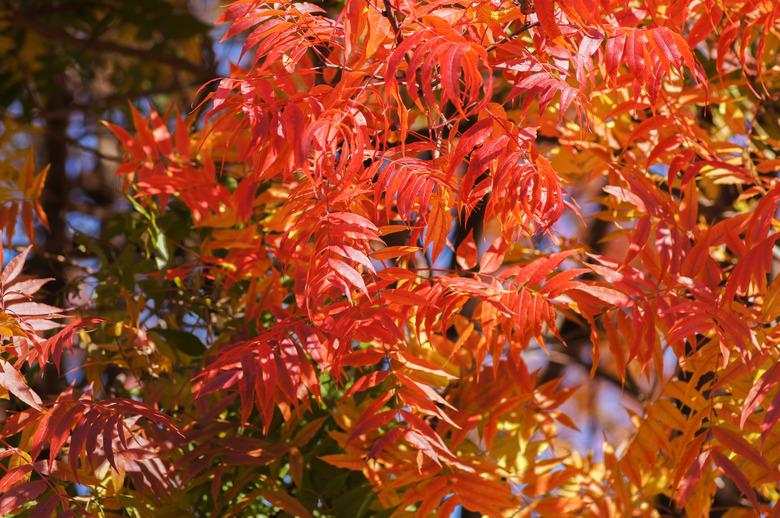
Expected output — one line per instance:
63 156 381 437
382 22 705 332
1 247 20 268
7 100 23 117
649 163 669 177
66 112 87 138
521 344 549 373
420 210 457 272
10 131 32 150
66 211 101 238
74 483 91 496
63 348 87 386
139 305 161 331
182 311 210 345
729 134 748 148
552 211 578 240
211 24 251 76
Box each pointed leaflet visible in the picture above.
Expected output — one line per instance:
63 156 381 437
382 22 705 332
606 31 626 77
741 363 780 428
711 426 773 474
0 479 48 516
346 370 390 398
0 246 32 287
566 285 630 307
711 450 760 510
479 237 507 274
761 390 780 441
0 359 43 411
329 258 370 298
2 278 53 303
329 245 375 273
254 487 313 518
456 230 478 270
535 0 561 40
371 246 420 260
0 460 33 496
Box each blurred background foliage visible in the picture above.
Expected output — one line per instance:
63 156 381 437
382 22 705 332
0 0 221 411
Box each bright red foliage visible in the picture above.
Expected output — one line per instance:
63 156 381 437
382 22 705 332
2 0 780 515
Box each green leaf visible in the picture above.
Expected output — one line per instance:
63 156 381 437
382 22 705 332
152 229 169 270
149 328 206 356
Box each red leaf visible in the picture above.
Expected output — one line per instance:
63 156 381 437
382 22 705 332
330 245 375 273
677 451 710 506
741 363 780 428
456 231 478 270
345 370 390 398
760 390 780 441
711 426 771 474
606 32 626 77
567 285 630 307
535 0 561 40
479 237 506 274
328 212 379 233
349 409 396 441
2 278 53 302
0 479 48 515
329 258 370 298
711 449 760 510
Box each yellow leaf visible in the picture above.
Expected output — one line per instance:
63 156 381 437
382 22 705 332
0 311 27 337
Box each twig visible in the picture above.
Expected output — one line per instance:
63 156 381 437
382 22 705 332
65 137 121 162
485 21 539 52
382 0 402 43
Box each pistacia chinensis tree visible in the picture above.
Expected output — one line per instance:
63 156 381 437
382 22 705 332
1 0 780 516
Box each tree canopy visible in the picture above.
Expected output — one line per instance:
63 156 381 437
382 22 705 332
1 0 780 516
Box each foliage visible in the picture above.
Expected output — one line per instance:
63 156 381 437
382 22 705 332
0 0 211 115
1 0 780 516
0 0 216 312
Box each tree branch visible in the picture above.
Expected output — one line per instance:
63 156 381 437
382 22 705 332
382 0 402 42
7 14 207 76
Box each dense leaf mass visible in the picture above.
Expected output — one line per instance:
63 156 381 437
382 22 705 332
1 0 780 516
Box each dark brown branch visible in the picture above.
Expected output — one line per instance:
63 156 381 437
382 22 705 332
382 0 402 42
11 81 205 122
7 14 207 76
64 137 121 162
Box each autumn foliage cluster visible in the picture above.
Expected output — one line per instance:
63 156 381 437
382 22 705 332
1 0 780 516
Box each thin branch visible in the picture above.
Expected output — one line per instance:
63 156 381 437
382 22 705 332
65 137 121 162
485 21 539 52
11 81 205 123
10 245 98 276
